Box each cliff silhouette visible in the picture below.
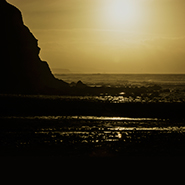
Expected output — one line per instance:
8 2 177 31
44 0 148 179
0 0 147 96
0 0 69 94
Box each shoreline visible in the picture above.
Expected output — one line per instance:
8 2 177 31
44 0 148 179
1 116 185 157
0 94 185 119
1 93 185 156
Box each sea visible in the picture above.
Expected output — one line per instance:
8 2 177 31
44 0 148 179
55 73 185 87
1 74 185 156
55 73 185 103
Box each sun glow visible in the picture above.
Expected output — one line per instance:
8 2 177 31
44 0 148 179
104 0 143 28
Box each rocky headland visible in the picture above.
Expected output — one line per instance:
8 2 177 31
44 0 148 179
0 0 69 94
0 0 163 97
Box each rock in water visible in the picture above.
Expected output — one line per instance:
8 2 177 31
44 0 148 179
76 81 87 88
0 0 69 94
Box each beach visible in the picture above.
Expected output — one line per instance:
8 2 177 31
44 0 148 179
1 74 185 157
1 91 185 157
1 115 185 157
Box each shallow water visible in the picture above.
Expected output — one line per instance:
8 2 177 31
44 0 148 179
2 116 185 144
3 115 159 121
55 74 185 86
35 119 185 144
1 74 185 156
1 116 185 156
54 74 185 103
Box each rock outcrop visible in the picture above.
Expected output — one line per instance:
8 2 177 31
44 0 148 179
0 0 69 94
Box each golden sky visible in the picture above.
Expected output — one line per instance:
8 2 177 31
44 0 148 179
8 0 185 73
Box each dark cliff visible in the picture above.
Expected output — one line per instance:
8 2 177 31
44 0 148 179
0 0 69 94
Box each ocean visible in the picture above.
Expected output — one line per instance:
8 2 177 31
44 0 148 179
1 74 185 156
55 73 185 103
55 73 185 86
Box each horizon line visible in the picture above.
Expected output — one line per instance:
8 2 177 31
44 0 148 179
53 72 185 75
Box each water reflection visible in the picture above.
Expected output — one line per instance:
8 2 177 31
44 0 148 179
34 119 185 144
4 115 159 121
2 116 185 149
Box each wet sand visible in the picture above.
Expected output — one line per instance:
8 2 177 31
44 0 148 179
0 94 185 119
1 94 185 157
1 115 185 157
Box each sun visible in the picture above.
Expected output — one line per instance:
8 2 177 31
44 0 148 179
104 0 142 28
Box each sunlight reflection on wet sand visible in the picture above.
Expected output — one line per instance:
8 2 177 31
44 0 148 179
30 116 185 144
34 125 185 144
5 115 159 121
2 115 185 156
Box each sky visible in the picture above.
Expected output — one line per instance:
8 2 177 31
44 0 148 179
8 0 185 73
